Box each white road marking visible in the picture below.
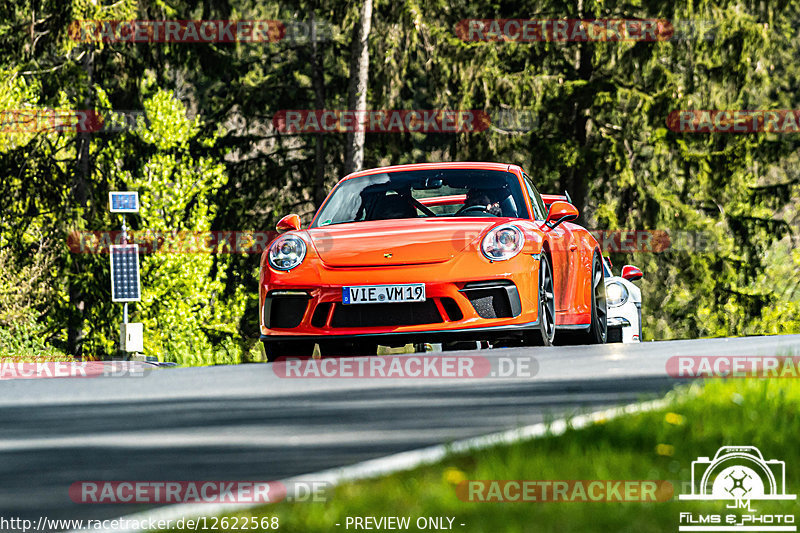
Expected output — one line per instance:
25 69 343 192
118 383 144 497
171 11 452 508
66 397 668 533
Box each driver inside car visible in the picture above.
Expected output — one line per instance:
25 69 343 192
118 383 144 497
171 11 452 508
463 188 502 216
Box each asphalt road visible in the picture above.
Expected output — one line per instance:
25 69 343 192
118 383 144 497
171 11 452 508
1 334 799 526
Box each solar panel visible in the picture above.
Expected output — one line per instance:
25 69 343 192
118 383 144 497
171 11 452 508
109 191 139 213
110 244 141 302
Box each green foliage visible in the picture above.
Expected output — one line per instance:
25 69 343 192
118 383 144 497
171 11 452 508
1 0 799 363
119 90 247 365
750 236 800 334
0 314 72 362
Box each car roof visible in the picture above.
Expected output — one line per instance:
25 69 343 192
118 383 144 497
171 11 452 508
341 162 522 182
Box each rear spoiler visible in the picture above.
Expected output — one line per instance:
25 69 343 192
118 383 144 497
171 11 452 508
541 194 569 209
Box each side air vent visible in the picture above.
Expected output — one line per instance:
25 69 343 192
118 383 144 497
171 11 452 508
263 291 310 329
460 280 521 319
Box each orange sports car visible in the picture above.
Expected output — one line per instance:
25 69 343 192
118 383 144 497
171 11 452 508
259 162 606 360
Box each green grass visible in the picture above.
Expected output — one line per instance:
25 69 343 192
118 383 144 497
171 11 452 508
164 378 800 532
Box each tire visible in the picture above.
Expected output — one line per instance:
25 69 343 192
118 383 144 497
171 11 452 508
263 340 315 362
582 252 608 344
525 253 556 346
637 305 643 341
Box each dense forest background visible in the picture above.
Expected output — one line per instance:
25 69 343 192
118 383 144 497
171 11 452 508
1 0 799 364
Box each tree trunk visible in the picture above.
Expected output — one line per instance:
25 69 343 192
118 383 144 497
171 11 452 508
343 0 373 175
311 12 328 211
562 0 592 222
68 45 93 358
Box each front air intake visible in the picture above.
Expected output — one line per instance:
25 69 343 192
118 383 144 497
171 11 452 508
330 301 443 328
460 280 521 319
263 291 311 329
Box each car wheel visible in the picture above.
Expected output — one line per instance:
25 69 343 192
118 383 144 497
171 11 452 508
583 252 607 344
263 340 315 362
526 253 556 346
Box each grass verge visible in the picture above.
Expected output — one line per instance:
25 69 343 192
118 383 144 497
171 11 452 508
164 378 800 532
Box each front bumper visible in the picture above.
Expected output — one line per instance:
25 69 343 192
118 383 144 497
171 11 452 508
260 253 542 343
260 320 541 345
607 300 641 343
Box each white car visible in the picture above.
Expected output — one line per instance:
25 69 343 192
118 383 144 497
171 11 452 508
603 258 643 343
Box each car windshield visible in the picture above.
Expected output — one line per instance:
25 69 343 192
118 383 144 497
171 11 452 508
312 169 529 227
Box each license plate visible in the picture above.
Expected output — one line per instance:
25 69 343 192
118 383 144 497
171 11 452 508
342 284 425 304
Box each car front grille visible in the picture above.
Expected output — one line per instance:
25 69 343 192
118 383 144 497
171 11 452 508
330 300 443 328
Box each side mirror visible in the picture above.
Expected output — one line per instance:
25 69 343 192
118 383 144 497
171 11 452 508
276 214 301 233
545 201 579 229
621 265 643 282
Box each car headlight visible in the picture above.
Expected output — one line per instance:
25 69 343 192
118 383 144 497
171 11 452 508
606 281 629 307
481 224 524 261
268 235 307 271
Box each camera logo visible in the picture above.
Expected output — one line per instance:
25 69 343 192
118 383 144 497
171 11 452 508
679 446 795 502
677 446 796 532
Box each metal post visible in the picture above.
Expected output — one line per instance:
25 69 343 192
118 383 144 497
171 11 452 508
110 192 143 359
122 214 128 326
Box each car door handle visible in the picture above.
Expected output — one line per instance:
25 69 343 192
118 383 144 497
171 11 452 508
569 244 578 251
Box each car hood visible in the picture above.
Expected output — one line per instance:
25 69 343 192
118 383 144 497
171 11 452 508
306 218 500 267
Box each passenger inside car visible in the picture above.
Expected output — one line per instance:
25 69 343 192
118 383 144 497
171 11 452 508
370 193 418 220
